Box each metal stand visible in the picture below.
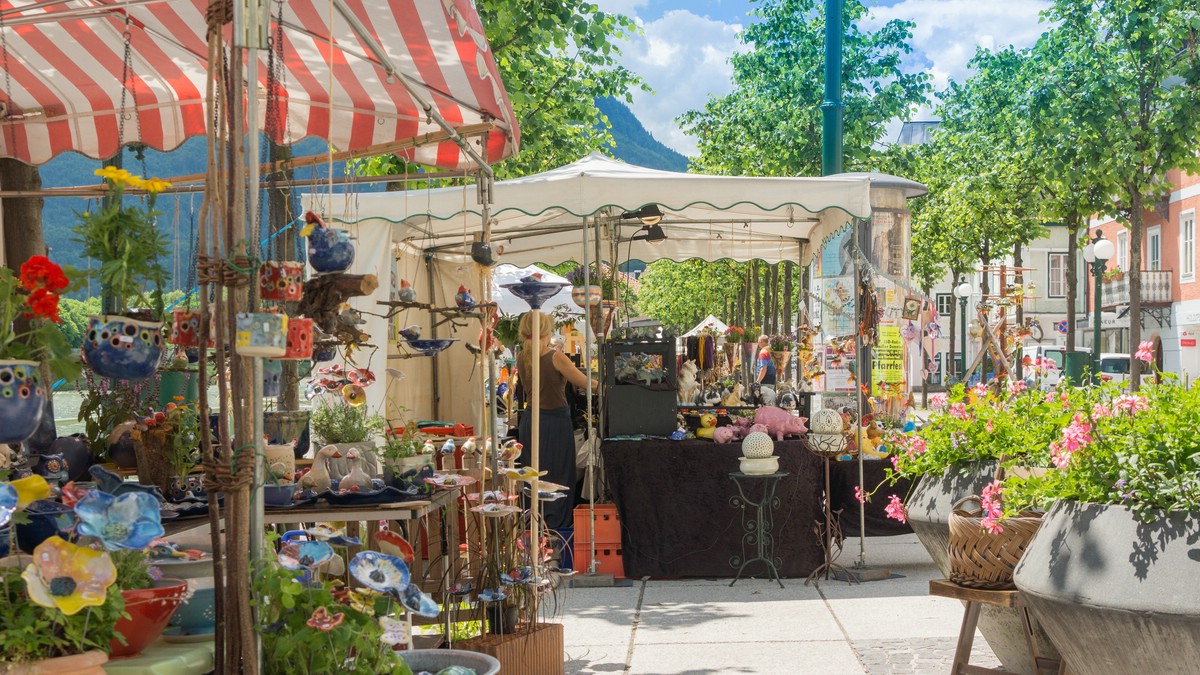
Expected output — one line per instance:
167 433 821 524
728 471 788 588
805 455 855 586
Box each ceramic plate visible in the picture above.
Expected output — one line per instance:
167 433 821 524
264 495 319 511
531 480 569 493
322 486 418 506
424 474 478 489
464 491 517 503
470 503 522 517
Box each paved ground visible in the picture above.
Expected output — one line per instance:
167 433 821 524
558 534 1002 675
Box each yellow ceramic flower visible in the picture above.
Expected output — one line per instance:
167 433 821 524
10 474 50 509
22 537 117 615
93 165 133 185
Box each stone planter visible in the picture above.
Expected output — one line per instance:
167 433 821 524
1014 501 1200 675
907 461 1057 674
402 649 500 675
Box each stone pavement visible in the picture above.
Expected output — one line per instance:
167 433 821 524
559 534 1002 675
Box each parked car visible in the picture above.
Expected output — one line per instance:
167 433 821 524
1022 345 1066 390
1099 353 1131 385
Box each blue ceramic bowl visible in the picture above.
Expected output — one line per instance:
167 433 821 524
406 338 457 356
501 281 570 310
308 228 355 274
82 316 164 381
16 500 76 554
0 360 45 444
263 484 296 507
169 580 216 632
0 526 9 557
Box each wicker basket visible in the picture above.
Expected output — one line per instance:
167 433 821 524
947 495 1043 590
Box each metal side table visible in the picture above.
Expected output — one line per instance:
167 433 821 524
728 471 789 588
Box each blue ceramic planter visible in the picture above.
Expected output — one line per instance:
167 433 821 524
168 581 216 634
16 499 75 554
0 359 46 444
307 228 355 273
82 316 164 381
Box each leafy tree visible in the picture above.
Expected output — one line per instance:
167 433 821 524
1042 0 1200 388
680 0 931 177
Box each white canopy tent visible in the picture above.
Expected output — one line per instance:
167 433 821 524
490 264 577 317
683 315 730 337
311 153 874 266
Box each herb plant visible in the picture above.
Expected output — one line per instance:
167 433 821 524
310 402 385 445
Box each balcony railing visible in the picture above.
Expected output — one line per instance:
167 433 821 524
1101 270 1172 309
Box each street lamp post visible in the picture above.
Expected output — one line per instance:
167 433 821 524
1082 233 1115 382
954 278 972 382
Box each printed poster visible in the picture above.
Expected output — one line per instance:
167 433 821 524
872 325 905 396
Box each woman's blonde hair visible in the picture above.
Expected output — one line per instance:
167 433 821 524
519 310 553 348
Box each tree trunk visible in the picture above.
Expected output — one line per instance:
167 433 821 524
921 284 931 403
782 262 793 334
268 142 301 411
1066 211 1079 353
949 274 957 383
1014 242 1024 381
752 260 762 332
768 263 779 334
1128 192 1144 390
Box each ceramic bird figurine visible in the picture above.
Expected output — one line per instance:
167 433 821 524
483 437 492 458
440 439 457 455
299 445 340 493
460 437 477 455
455 285 475 308
398 279 416 302
338 449 375 492
500 439 523 462
299 210 326 237
421 440 435 455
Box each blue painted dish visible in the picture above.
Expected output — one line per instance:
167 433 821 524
82 316 164 381
405 338 457 356
0 359 45 444
501 281 569 310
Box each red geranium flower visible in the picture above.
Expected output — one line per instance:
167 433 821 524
19 255 68 293
24 287 62 323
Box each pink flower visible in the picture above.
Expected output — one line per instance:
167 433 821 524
1113 394 1148 415
980 480 1004 520
854 486 867 504
970 383 988 399
1135 340 1154 363
980 516 1004 535
929 393 949 409
986 419 995 433
1092 402 1113 418
1007 380 1028 396
1051 414 1093 469
910 437 927 455
884 494 907 524
949 403 970 420
890 454 900 469
1044 391 1057 404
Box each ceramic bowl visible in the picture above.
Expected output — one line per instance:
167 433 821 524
15 500 75 553
263 483 296 507
82 316 164 381
405 338 457 356
169 577 216 633
738 456 779 475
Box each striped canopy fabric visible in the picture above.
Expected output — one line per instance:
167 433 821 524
0 0 518 168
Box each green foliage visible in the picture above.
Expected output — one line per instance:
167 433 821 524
310 402 385 445
76 371 156 457
680 0 931 176
251 554 412 675
379 406 424 462
0 564 126 664
111 550 156 592
72 172 170 317
0 265 80 382
59 296 103 351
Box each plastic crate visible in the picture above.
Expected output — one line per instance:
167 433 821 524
573 504 621 545
572 542 625 578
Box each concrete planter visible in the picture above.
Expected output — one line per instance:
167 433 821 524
907 461 1057 674
1014 501 1200 675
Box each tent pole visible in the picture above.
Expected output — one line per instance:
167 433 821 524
582 215 597 573
426 253 440 419
245 42 265 669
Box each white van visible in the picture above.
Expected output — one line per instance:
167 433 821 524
1099 353 1131 385
1021 345 1066 390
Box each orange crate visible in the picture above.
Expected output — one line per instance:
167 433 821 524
572 542 625 578
573 504 621 544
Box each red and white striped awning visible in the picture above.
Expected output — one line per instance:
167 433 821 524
0 0 518 169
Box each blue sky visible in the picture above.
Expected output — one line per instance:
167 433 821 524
593 0 1052 156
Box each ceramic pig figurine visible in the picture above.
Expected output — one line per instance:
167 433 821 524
753 406 808 441
713 426 738 444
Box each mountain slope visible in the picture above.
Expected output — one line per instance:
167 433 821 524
597 97 689 172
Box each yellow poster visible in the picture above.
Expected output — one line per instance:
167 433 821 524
872 325 905 397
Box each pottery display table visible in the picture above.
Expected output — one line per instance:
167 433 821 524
727 471 789 588
102 639 214 674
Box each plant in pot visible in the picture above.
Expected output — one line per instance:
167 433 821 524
309 399 385 478
75 371 155 469
0 256 79 446
73 166 171 381
868 382 1071 674
380 409 431 488
991 373 1200 675
128 399 201 496
566 265 602 309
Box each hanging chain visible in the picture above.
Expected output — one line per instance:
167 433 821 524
117 17 143 152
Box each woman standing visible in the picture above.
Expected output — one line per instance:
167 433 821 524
517 310 598 531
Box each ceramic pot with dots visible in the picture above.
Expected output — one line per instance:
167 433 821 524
281 317 314 360
0 359 45 444
235 313 288 357
259 261 305 302
82 316 164 380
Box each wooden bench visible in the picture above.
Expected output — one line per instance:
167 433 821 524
928 579 1065 675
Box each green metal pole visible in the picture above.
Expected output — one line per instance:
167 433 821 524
821 0 844 176
959 297 968 382
1092 259 1103 383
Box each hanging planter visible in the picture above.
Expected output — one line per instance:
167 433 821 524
307 228 355 274
82 316 164 381
0 360 46 445
168 308 215 349
281 317 314 360
571 285 602 309
770 350 790 376
235 313 288 357
259 260 305 302
589 300 618 338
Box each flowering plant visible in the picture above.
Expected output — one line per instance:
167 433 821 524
131 398 201 481
767 334 796 352
0 255 78 379
724 326 746 343
74 166 171 317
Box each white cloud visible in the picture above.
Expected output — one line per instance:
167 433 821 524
602 9 743 156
